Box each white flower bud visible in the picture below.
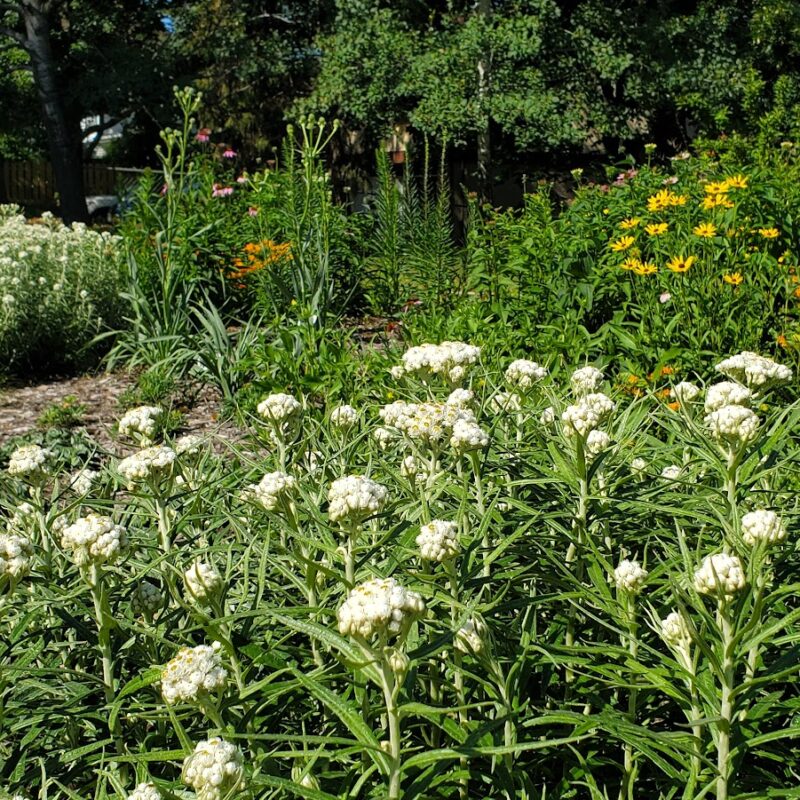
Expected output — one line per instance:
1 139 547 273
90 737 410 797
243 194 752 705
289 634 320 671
505 359 548 390
328 475 388 523
450 419 489 453
337 577 425 641
571 366 604 395
704 405 760 450
8 444 50 480
672 381 700 404
416 520 459 562
0 532 33 579
715 351 792 390
705 381 751 413
694 553 746 597
614 559 648 594
330 404 358 428
741 510 787 546
184 560 222 602
250 471 297 511
126 783 161 800
585 430 612 458
161 642 227 705
70 468 98 495
454 617 487 655
118 406 162 444
661 611 691 649
61 514 127 567
540 406 556 425
118 445 176 484
182 737 246 800
446 388 474 406
132 581 163 615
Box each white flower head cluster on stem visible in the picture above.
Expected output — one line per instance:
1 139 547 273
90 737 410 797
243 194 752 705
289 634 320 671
446 387 474 406
337 576 425 641
379 400 476 444
540 406 556 425
661 611 691 649
175 434 204 456
585 430 612 458
132 581 163 615
161 642 227 705
9 501 34 532
373 426 395 450
614 559 648 594
694 553 746 597
118 445 176 485
118 406 162 444
328 475 388 523
400 454 420 479
70 468 98 496
704 405 760 450
126 783 161 800
61 514 127 568
256 392 301 422
672 381 700 404
182 737 246 800
184 560 222 602
704 381 752 413
416 520 460 562
505 359 548 390
7 444 49 480
330 404 358 428
0 532 33 579
398 341 481 384
450 418 489 453
251 471 297 511
630 457 648 475
562 393 616 438
741 510 787 546
488 391 522 414
661 464 683 481
715 351 793 390
571 366 604 396
454 616 487 655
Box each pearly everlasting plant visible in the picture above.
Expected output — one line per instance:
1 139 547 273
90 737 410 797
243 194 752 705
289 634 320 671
715 351 792 390
505 359 548 390
337 577 425 642
571 366 604 396
126 783 161 800
327 475 387 523
672 381 700 404
248 471 297 511
118 406 162 444
399 341 480 384
741 510 787 546
455 617 487 655
562 393 615 438
61 514 127 568
0 532 33 579
161 642 227 705
446 388 474 406
175 434 204 456
184 560 222 603
257 392 302 423
661 611 691 650
450 419 489 453
694 553 746 597
182 737 246 800
70 468 98 496
614 559 648 594
7 444 49 481
330 404 358 428
704 405 760 450
118 445 176 485
132 581 164 615
704 381 751 413
416 520 460 562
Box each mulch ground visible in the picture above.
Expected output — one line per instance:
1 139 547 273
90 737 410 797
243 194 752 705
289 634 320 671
0 371 239 452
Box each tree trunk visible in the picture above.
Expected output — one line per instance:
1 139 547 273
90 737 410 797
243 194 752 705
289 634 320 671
21 0 88 223
476 0 492 203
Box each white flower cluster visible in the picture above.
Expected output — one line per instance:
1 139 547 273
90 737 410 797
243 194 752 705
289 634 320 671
118 445 177 484
488 391 522 414
704 405 760 450
61 514 127 567
373 426 395 449
540 406 556 425
379 400 476 444
182 737 246 800
0 532 33 579
455 617 487 655
446 388 474 406
132 581 163 615
741 510 787 546
715 351 793 390
328 475 388 523
7 444 49 480
704 381 751 413
184 560 222 602
397 341 481 384
161 642 227 705
450 418 489 453
562 393 615 438
571 366 604 396
694 553 746 597
505 359 548 390
672 381 700 404
257 392 301 422
126 783 161 800
661 611 691 649
416 520 460 562
585 430 612 458
330 404 358 428
400 454 420 479
247 471 297 511
70 468 98 495
118 406 162 443
337 577 425 640
614 559 648 594
175 434 204 456
661 464 683 481
630 457 647 475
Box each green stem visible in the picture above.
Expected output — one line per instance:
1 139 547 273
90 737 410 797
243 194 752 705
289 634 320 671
379 656 403 800
446 562 468 800
468 452 488 578
716 602 735 800
619 597 638 800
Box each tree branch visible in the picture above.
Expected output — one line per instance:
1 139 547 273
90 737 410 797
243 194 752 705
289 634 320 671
0 25 26 46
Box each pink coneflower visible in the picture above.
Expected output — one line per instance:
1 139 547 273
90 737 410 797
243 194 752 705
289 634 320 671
247 206 258 217
212 183 234 198
236 174 248 184
659 292 672 304
195 128 211 143
222 148 237 159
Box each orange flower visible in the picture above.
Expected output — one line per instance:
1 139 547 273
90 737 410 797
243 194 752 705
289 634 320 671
668 401 681 411
661 365 675 376
777 334 788 349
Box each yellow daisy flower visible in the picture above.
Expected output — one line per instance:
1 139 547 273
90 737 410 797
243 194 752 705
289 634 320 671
666 255 696 273
667 193 688 206
694 222 717 238
701 193 734 210
723 272 743 286
704 180 729 194
620 218 641 230
620 257 642 271
758 227 779 239
646 190 672 212
725 174 748 189
645 222 669 236
610 235 635 252
633 261 657 276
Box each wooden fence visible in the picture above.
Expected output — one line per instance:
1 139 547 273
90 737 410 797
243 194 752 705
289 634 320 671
0 161 146 207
